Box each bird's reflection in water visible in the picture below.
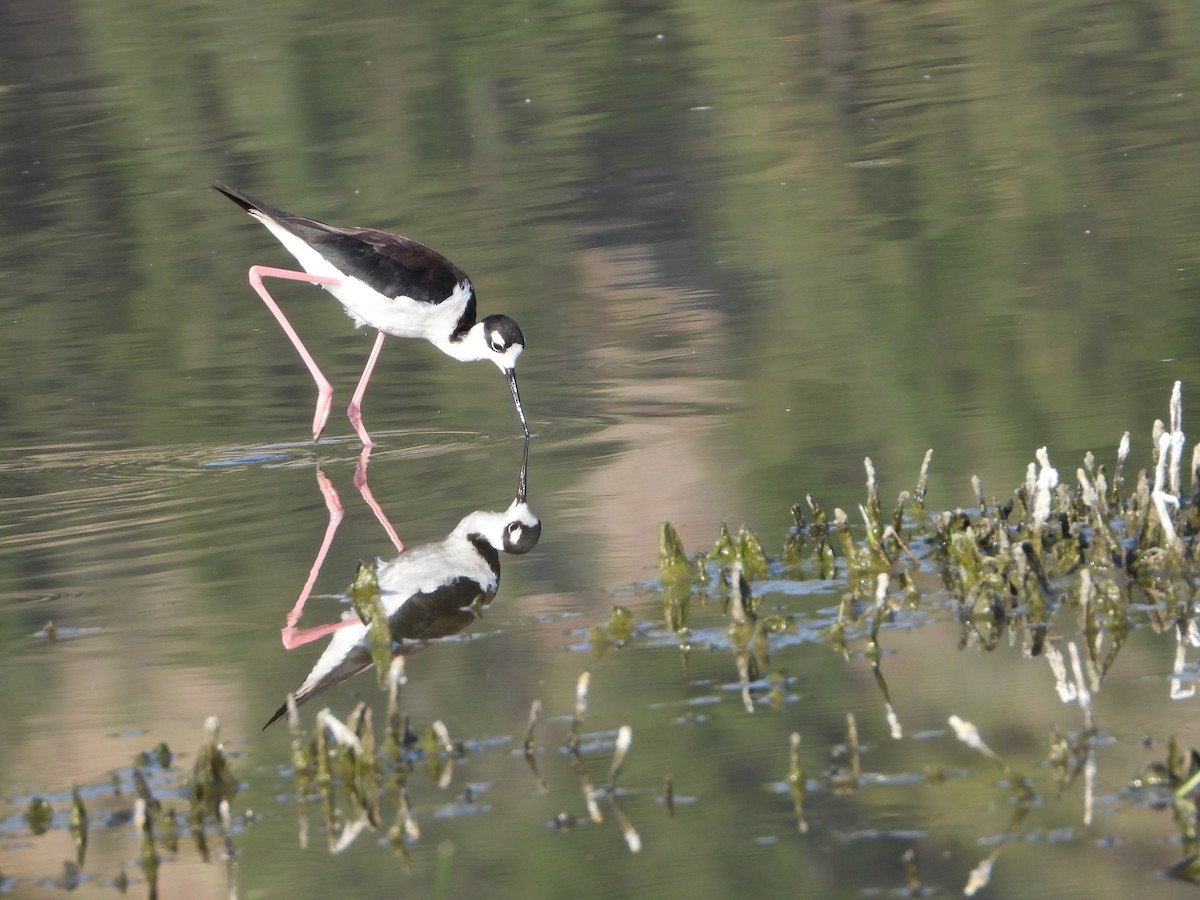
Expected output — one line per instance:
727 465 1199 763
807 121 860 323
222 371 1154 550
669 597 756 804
265 443 540 729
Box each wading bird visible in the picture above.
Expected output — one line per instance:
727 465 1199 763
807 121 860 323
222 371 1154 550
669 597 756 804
214 182 530 444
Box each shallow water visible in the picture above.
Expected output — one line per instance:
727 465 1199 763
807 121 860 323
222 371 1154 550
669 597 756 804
3 1 1200 896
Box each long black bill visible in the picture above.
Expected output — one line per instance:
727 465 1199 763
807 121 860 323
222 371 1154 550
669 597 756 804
506 368 530 437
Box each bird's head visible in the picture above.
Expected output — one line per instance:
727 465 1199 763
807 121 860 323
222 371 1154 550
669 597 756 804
479 314 529 436
480 314 525 371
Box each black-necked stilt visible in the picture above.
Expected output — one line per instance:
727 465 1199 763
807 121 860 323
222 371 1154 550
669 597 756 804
263 449 541 729
213 181 530 444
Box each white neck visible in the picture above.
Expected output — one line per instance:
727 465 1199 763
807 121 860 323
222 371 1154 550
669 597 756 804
454 500 538 548
435 322 524 373
435 321 491 363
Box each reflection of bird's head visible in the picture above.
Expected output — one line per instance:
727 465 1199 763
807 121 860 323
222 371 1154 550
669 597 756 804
501 500 541 555
458 499 542 557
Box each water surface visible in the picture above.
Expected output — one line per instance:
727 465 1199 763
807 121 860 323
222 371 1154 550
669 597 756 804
2 1 1200 896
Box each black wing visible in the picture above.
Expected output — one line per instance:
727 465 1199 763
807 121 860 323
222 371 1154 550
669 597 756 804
387 575 496 642
213 181 473 312
306 225 472 311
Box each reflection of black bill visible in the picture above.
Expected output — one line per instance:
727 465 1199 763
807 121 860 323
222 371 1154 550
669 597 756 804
517 438 530 503
507 368 530 437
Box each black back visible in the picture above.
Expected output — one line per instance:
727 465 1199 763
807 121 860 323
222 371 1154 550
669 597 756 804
214 181 475 317
302 225 473 313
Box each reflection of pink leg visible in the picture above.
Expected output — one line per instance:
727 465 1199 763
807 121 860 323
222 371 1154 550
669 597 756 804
347 331 386 449
354 444 406 554
282 615 363 649
279 457 405 648
247 266 342 441
281 467 345 646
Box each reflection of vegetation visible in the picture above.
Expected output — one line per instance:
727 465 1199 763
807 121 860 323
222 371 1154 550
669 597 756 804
5 719 241 896
24 795 52 835
189 716 239 868
1 679 657 892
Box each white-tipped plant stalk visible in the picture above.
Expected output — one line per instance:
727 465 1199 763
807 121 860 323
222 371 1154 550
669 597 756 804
736 653 754 713
431 720 455 789
1170 620 1200 701
964 852 998 897
316 708 364 755
1066 643 1097 826
948 715 1003 767
914 449 933 504
1076 468 1100 513
431 720 454 755
575 672 590 722
1152 489 1184 560
1067 643 1094 729
1030 447 1058 534
608 726 633 787
1046 643 1076 704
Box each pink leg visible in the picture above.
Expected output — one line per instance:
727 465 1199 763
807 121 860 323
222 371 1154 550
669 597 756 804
281 467 345 646
354 443 405 554
347 330 386 449
247 265 343 441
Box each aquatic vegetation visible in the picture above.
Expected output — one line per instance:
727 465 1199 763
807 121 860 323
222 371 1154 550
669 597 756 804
647 383 1200 702
658 521 693 635
586 605 638 655
630 380 1200 888
24 796 51 835
69 784 87 866
785 732 807 834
